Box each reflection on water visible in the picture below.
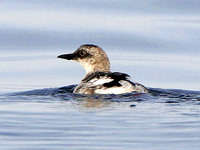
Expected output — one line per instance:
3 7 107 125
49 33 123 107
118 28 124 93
80 97 111 108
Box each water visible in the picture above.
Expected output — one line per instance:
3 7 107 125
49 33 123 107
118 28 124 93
0 0 200 150
1 87 200 150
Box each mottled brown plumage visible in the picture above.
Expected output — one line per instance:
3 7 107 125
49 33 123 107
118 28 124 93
58 44 148 94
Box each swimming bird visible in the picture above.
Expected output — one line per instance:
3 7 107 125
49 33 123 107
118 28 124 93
57 44 148 94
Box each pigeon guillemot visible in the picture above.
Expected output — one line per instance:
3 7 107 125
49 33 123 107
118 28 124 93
57 44 148 94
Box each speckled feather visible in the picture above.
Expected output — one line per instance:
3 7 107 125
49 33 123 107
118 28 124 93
58 44 148 94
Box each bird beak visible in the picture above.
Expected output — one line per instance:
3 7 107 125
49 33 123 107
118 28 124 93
57 53 75 60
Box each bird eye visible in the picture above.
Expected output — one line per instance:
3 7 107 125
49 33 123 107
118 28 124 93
79 50 87 56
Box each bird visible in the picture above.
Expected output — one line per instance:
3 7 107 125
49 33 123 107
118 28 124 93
57 44 148 94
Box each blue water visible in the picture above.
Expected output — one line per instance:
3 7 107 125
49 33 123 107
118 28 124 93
0 0 200 150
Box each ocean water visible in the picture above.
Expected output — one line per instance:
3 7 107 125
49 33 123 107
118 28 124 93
0 0 200 150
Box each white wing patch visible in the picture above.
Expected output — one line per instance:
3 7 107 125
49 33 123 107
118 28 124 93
89 77 113 85
79 74 147 94
94 87 127 94
94 80 135 94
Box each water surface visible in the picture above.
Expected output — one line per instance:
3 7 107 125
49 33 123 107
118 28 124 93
0 0 200 150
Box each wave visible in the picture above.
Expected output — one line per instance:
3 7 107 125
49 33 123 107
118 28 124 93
2 85 199 105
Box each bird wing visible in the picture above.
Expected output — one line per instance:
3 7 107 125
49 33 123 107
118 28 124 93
75 72 147 94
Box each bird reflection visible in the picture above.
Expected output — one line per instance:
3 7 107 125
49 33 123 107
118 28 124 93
80 97 111 108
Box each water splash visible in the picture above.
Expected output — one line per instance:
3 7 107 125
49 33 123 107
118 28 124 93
2 85 199 106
